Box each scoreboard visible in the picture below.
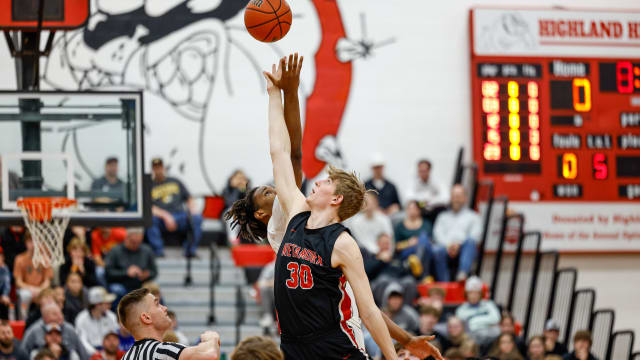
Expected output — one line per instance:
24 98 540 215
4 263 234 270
471 8 640 202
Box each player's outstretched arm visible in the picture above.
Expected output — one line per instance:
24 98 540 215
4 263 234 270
264 59 307 219
280 53 304 188
332 233 397 360
179 331 220 360
381 312 444 360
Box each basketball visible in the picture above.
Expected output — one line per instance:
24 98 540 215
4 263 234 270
244 0 292 43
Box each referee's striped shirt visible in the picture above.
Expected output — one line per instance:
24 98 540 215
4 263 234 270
122 339 186 360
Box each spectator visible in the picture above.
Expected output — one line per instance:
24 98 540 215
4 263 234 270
445 316 472 350
459 340 479 358
365 234 417 307
443 348 465 360
484 311 527 356
381 282 419 334
364 153 401 215
141 283 163 305
24 288 58 330
395 342 420 360
0 226 27 272
417 287 445 315
105 227 157 301
488 333 524 360
544 320 568 356
74 287 119 354
346 192 394 254
33 349 56 360
0 247 10 320
14 233 54 316
231 336 283 360
90 158 125 201
222 170 250 210
166 311 189 345
20 303 89 360
393 200 432 280
528 335 546 360
564 331 597 360
455 276 500 346
63 273 89 324
31 324 81 360
147 157 202 257
418 306 449 352
255 261 276 335
115 326 133 353
431 184 482 281
405 159 448 208
90 228 126 268
88 332 124 360
0 320 28 360
162 332 179 343
59 238 99 288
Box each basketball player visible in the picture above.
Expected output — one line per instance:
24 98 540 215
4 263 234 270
227 53 443 360
263 56 393 359
116 288 220 360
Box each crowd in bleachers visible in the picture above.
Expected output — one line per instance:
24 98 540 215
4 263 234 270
0 155 602 360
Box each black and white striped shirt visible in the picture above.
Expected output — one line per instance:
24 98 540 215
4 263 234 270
122 339 186 360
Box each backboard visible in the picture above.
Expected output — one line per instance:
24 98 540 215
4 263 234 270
0 91 149 226
0 0 89 30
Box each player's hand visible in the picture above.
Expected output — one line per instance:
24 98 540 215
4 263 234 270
264 57 285 94
200 330 220 344
404 335 444 360
280 53 303 94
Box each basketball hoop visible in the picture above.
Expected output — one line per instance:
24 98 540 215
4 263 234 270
17 197 76 268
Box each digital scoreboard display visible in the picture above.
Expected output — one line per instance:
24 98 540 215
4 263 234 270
471 10 640 202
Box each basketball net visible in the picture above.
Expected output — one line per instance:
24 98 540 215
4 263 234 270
17 198 76 268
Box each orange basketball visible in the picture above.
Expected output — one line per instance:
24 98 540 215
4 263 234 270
244 0 292 43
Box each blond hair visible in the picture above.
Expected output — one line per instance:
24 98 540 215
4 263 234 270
327 166 366 221
66 237 89 256
231 336 283 360
163 331 179 343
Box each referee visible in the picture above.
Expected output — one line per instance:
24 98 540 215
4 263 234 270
117 288 221 360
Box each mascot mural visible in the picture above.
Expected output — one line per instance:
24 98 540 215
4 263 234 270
39 0 392 193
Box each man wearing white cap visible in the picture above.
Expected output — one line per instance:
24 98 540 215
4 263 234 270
75 287 120 355
455 276 500 346
364 153 401 215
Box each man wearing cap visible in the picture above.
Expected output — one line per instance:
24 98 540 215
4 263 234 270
544 319 568 356
20 303 89 360
31 323 81 360
75 287 120 355
364 153 401 215
148 157 202 257
455 276 500 346
91 158 125 201
89 332 125 360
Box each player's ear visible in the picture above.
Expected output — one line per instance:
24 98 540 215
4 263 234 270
140 311 152 325
254 209 266 221
331 194 344 206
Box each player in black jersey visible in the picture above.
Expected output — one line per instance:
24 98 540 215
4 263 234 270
263 56 443 360
228 53 442 360
117 288 221 360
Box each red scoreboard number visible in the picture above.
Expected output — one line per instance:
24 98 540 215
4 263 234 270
472 59 640 201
